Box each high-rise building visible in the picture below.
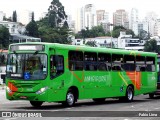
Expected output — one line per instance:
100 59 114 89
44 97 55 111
96 10 109 25
75 4 97 32
83 4 97 29
75 8 82 32
132 20 148 36
67 14 75 32
145 12 157 36
0 11 5 21
97 10 105 25
129 8 139 30
113 9 128 27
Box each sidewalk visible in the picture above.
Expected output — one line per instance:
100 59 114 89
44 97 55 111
0 85 5 90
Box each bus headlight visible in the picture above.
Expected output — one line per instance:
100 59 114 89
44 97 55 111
36 87 48 94
6 86 12 93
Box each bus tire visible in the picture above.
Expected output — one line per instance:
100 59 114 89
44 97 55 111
63 90 75 107
125 86 134 102
149 93 154 99
30 101 43 107
93 98 105 103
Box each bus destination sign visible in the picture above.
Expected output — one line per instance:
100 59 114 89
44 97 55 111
10 44 45 52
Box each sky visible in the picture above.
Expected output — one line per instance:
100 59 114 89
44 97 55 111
1 0 160 21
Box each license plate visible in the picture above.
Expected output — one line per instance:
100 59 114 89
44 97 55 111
20 96 27 99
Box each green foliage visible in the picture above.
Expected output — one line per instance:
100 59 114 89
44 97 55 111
144 39 160 53
12 10 17 22
111 26 135 38
0 26 10 48
31 12 34 21
126 29 135 37
35 0 70 44
47 0 67 28
139 30 149 40
37 19 71 44
112 29 121 38
112 26 126 38
75 25 106 39
26 20 39 37
85 41 97 47
113 26 126 31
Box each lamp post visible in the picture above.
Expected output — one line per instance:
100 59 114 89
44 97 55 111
110 23 113 48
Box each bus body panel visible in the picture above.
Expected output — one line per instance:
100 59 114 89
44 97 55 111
5 42 157 104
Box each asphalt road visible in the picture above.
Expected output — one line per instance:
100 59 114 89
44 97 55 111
0 89 160 120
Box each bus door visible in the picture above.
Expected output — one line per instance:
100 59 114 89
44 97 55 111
135 56 145 92
49 48 65 101
145 57 156 91
94 53 112 98
111 54 125 96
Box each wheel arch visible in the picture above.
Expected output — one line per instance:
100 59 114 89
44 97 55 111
68 86 79 102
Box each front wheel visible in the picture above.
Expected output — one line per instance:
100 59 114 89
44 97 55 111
30 101 43 107
125 86 134 102
62 90 75 107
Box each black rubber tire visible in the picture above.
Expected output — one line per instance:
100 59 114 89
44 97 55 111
149 93 154 99
125 86 134 102
30 101 43 107
62 90 75 107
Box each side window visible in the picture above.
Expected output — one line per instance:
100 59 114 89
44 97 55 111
98 53 111 71
146 57 155 72
123 55 135 71
112 54 123 71
84 52 97 71
69 51 83 71
136 56 145 72
50 55 64 79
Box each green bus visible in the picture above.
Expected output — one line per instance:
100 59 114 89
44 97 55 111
6 42 157 107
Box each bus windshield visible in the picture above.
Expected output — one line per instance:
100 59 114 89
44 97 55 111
6 53 47 80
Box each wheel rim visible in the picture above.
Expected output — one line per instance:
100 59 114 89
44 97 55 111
67 92 74 106
127 88 133 100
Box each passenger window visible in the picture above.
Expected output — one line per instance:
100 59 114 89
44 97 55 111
98 53 111 71
146 57 155 72
69 51 83 71
112 54 123 71
84 52 97 71
123 55 135 71
136 56 145 72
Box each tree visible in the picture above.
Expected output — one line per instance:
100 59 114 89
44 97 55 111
139 30 149 40
25 12 39 37
75 25 106 39
0 26 10 48
47 0 67 28
31 12 34 21
144 39 160 53
12 10 17 22
126 29 135 38
85 41 97 47
36 0 71 44
111 26 136 38
112 26 126 38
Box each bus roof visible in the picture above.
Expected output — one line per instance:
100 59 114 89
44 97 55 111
9 42 157 57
